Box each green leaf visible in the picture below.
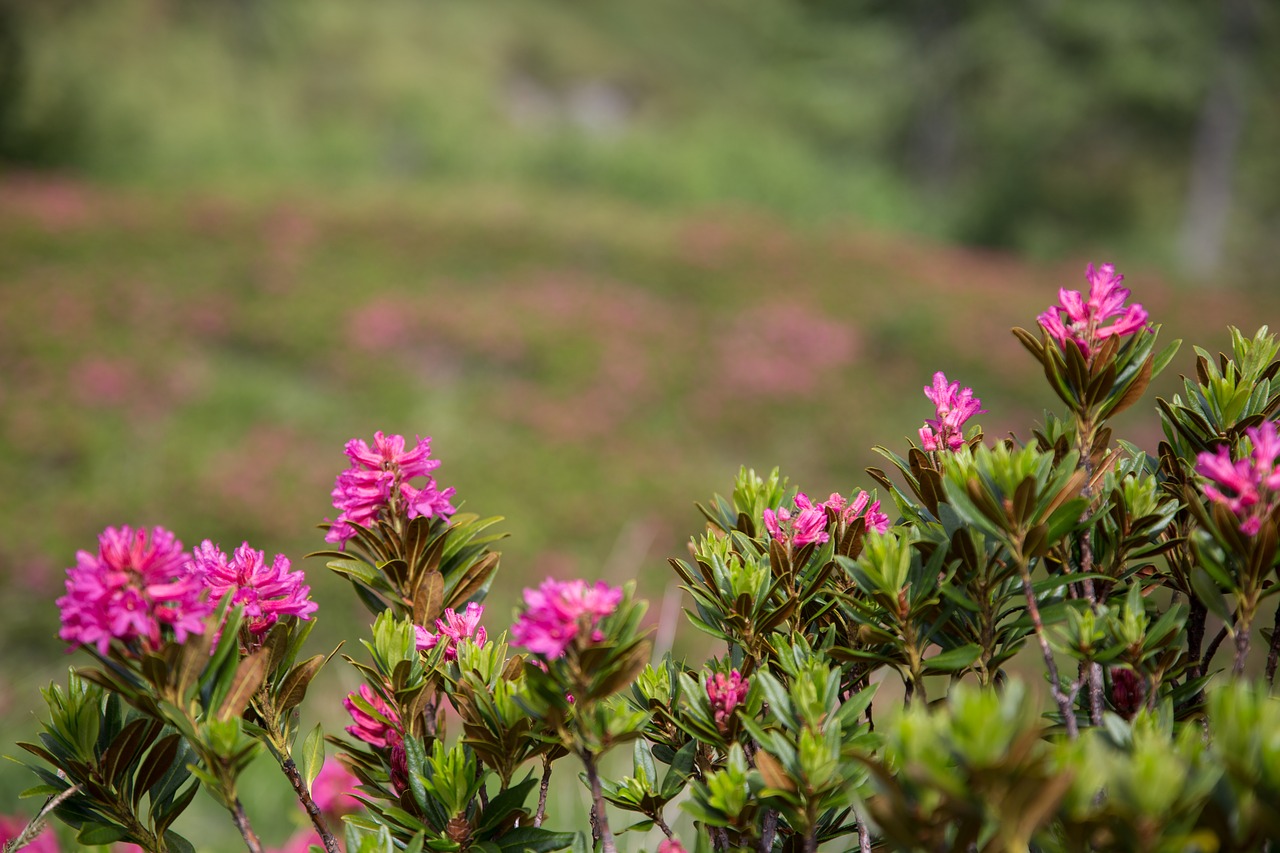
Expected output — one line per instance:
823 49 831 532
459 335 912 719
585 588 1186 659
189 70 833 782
495 827 576 853
77 823 129 845
300 722 326 789
923 644 981 673
1189 567 1233 624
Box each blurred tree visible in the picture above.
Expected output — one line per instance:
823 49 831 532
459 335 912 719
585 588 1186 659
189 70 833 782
1179 0 1261 278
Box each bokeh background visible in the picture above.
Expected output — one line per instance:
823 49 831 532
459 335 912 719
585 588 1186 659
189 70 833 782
1 0 1278 849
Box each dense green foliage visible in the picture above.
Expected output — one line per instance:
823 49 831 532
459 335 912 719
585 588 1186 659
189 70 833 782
1 0 1278 274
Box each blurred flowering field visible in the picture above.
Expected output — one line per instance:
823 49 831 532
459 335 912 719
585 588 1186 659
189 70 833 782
1 176 1277 847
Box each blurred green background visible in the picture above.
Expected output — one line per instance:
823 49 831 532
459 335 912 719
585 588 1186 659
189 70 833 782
1 0 1278 849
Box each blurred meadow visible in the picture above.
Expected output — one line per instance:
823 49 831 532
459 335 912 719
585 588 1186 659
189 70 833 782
1 0 1279 849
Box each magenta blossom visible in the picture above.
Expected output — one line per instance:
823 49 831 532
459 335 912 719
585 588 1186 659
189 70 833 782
1037 263 1149 360
1196 421 1280 536
193 541 318 636
343 684 401 749
763 493 830 547
822 490 891 535
416 602 488 660
510 578 623 659
706 669 748 733
657 840 689 853
57 526 214 655
919 372 985 453
327 432 457 547
310 760 361 818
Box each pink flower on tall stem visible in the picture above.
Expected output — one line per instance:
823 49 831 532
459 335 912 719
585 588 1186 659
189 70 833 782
919 372 985 453
343 684 402 749
193 541 318 636
763 493 830 547
510 578 623 659
416 602 487 660
706 670 748 732
57 526 213 655
1196 421 1280 536
1037 263 1149 360
327 432 457 547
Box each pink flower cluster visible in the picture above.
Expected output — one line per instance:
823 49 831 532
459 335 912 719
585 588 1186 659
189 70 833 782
415 602 487 660
193 541 317 636
1195 421 1280 536
763 490 891 547
1037 263 1149 360
510 578 623 659
763 494 830 547
706 669 748 732
343 684 407 793
327 432 457 547
823 490 892 535
343 683 401 748
57 526 214 655
919 372 985 453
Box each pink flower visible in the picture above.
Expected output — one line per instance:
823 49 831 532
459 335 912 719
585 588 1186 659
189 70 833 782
706 670 748 732
327 432 457 547
658 840 689 853
510 578 623 659
919 372 985 453
763 493 831 547
1196 421 1280 536
822 491 891 535
1037 263 1149 360
194 541 318 636
415 602 487 661
311 760 360 818
57 526 213 655
0 814 60 853
343 684 401 749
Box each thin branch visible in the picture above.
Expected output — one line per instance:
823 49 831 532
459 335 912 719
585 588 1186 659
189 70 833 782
278 757 341 853
1020 560 1079 739
534 757 552 828
1204 625 1229 673
231 798 264 853
1267 599 1280 687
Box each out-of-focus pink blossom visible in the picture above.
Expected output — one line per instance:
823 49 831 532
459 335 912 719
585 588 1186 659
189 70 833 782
658 839 689 853
0 814 60 853
510 578 623 659
763 493 830 547
327 432 456 547
706 670 748 732
194 541 317 636
57 526 213 655
919 372 985 453
822 491 892 535
1196 421 1280 536
1037 263 1149 360
264 830 322 853
343 684 401 749
311 760 360 818
415 603 487 661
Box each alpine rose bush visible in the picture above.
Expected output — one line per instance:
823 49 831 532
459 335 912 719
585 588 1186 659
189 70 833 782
15 262 1280 853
